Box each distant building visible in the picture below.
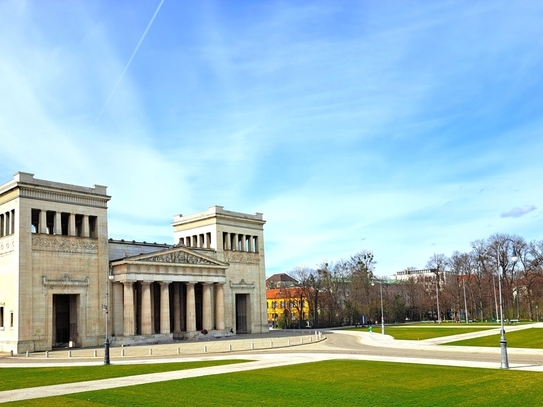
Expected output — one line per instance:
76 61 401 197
266 287 310 329
392 268 455 283
0 172 268 353
266 273 298 289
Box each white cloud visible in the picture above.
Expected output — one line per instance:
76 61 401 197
501 205 537 218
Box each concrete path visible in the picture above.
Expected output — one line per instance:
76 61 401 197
1 324 543 403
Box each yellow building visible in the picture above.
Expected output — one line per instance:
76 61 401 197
266 287 310 329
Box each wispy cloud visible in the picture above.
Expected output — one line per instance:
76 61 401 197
501 205 537 218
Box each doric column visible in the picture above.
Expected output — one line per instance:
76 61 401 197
54 212 62 235
39 210 47 234
159 281 171 334
173 283 181 334
186 283 196 332
202 283 212 330
111 281 124 336
82 215 89 237
215 283 225 330
140 281 153 335
68 213 76 236
123 281 136 336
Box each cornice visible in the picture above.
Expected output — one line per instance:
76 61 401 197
20 186 109 208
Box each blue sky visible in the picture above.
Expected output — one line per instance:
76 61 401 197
1 1 542 277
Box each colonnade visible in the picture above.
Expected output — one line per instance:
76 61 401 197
119 280 225 336
0 209 15 237
31 209 97 238
222 232 259 252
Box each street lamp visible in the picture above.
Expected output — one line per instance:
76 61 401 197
372 278 385 335
494 240 519 369
103 271 114 365
462 273 469 324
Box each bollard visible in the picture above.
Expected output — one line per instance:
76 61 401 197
177 347 180 355
204 346 207 353
10 350 13 357
300 338 304 343
149 348 152 356
251 343 254 350
270 341 273 348
310 336 313 342
94 350 98 357
68 350 72 358
288 339 291 346
121 349 125 357
45 350 49 358
26 351 29 357
229 344 232 351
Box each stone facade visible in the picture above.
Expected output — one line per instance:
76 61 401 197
0 173 268 353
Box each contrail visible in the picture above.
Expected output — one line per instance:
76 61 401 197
93 0 165 127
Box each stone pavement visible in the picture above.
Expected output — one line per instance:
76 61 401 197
1 325 543 403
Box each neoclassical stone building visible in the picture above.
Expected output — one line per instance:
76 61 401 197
0 172 268 353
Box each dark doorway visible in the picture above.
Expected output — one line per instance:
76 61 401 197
53 294 78 347
236 294 249 333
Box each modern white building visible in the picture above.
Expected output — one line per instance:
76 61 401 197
0 172 268 353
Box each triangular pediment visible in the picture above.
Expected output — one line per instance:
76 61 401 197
113 246 228 268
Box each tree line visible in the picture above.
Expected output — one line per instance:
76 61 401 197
282 233 543 328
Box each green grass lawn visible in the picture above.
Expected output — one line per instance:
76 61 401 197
0 360 248 391
446 327 543 348
6 360 543 406
349 326 493 340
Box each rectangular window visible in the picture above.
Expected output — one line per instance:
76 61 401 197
31 209 40 233
46 211 55 234
75 214 83 237
10 311 13 328
89 216 97 238
0 306 4 328
61 213 69 236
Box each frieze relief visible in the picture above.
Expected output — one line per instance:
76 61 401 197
0 238 15 255
223 251 260 264
43 274 90 287
32 235 98 254
144 251 216 265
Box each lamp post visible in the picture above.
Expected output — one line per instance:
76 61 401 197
462 273 469 323
494 240 519 369
372 278 385 335
103 272 114 365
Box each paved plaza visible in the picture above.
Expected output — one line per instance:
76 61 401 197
1 325 543 403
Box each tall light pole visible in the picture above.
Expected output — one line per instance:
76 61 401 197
494 240 519 369
372 278 385 335
462 273 469 323
103 270 114 365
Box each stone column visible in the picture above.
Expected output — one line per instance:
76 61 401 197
173 283 181 334
159 281 171 334
140 281 153 335
123 281 136 336
68 214 76 236
186 283 196 332
215 283 225 330
54 212 62 235
82 215 89 237
39 210 47 234
111 282 124 336
202 283 212 330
